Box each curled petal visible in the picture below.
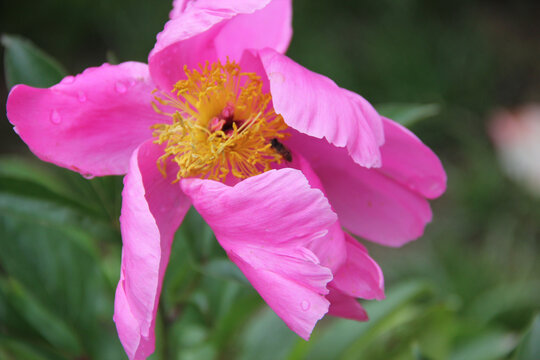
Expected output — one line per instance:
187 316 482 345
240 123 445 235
6 62 161 177
114 140 190 360
307 223 347 274
285 152 384 307
213 0 292 61
287 151 347 272
330 164 433 247
230 247 332 339
288 155 384 302
181 169 337 339
326 286 368 322
378 118 447 199
287 117 444 246
149 0 292 90
181 169 337 247
331 234 385 300
259 48 384 168
169 0 190 19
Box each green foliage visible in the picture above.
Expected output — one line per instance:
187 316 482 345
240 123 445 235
377 103 440 127
0 157 125 359
1 35 67 89
514 315 540 360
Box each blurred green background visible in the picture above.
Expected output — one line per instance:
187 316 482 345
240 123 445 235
1 0 539 359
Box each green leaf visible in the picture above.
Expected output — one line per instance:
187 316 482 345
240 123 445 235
0 278 82 355
177 344 217 360
467 281 540 325
2 34 67 89
210 288 261 351
449 331 516 360
0 191 114 246
412 343 433 360
0 176 98 216
305 281 432 360
377 103 440 127
514 314 540 360
181 208 218 261
203 259 249 285
0 156 67 196
0 156 124 224
0 191 124 358
0 335 65 360
238 308 299 360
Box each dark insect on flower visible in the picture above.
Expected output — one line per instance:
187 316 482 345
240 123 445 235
271 138 292 162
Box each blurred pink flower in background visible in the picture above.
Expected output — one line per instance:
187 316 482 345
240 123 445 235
489 104 540 197
6 0 446 359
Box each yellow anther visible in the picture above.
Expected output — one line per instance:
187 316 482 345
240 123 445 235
151 60 288 182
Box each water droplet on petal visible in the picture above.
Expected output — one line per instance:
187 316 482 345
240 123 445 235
82 173 95 180
77 91 87 102
301 300 310 311
61 76 75 84
128 79 136 87
115 81 127 93
50 109 61 124
429 182 443 195
269 72 285 84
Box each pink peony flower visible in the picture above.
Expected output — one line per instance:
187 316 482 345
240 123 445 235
6 0 446 359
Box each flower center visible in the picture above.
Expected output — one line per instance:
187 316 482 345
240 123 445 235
151 60 289 182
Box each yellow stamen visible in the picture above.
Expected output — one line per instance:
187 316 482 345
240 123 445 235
151 60 288 182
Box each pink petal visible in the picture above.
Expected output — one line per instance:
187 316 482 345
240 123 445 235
149 0 292 90
378 117 447 199
307 222 347 273
213 0 292 61
258 48 384 168
6 62 161 177
286 152 347 272
181 169 337 339
286 120 441 246
326 287 369 322
288 156 384 301
331 234 385 300
229 248 332 339
181 169 337 247
114 140 190 360
169 0 190 19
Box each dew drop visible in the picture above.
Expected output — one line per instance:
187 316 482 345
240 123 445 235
128 79 136 87
82 173 95 180
301 300 310 311
61 75 75 84
269 72 285 83
49 109 61 124
115 81 127 93
77 91 87 102
429 182 443 195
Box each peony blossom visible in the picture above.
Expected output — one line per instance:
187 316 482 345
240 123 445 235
6 0 446 359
